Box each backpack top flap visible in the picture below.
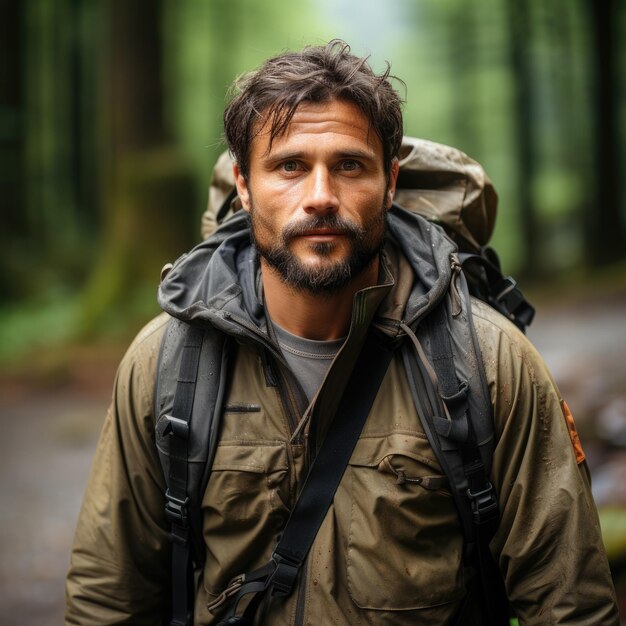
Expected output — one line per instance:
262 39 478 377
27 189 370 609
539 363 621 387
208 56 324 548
394 137 497 253
201 137 498 253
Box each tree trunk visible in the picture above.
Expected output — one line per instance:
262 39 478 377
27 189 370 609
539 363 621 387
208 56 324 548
586 0 624 266
505 0 539 276
78 0 196 336
0 0 24 302
447 2 480 154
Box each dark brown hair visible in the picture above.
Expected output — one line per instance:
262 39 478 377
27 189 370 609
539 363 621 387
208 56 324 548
223 40 404 179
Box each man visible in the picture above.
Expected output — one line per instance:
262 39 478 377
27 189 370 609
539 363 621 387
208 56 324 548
66 41 619 625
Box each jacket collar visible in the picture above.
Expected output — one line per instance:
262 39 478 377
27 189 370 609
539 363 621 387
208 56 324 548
158 205 457 342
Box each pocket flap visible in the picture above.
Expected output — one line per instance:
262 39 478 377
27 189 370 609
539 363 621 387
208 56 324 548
211 443 288 473
349 432 441 471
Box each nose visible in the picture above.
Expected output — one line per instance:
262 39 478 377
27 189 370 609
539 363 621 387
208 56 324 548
302 166 339 215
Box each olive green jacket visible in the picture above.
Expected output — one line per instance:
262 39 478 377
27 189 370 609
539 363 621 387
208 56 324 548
66 209 619 625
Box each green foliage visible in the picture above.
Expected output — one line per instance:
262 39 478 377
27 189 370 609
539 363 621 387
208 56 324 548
599 507 626 561
0 293 79 365
77 148 197 337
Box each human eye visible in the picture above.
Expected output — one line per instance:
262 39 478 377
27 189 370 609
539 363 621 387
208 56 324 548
338 159 362 173
280 160 301 173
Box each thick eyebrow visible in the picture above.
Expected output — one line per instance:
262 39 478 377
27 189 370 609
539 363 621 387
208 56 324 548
263 148 378 166
263 151 304 166
334 149 378 161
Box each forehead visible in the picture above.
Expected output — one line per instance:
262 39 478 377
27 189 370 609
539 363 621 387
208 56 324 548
252 99 383 158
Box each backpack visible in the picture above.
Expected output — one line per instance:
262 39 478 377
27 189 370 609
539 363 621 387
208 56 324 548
156 138 533 625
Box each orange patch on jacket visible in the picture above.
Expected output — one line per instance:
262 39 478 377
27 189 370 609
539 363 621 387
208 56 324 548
561 400 585 464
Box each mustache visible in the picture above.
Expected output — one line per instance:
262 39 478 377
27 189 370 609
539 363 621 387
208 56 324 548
281 214 363 242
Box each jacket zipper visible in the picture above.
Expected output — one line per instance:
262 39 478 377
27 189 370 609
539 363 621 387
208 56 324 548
294 564 307 626
275 363 306 443
220 310 309 442
222 309 310 625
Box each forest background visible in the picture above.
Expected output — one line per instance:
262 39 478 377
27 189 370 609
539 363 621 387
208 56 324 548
1 0 626 624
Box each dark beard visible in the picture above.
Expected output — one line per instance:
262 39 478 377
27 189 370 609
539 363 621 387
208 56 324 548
249 210 386 295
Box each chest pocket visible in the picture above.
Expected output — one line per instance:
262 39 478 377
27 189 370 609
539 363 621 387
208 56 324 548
201 442 291 597
345 432 465 611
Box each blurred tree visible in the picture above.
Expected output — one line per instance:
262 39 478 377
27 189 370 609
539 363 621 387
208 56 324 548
1 0 110 302
78 0 197 335
539 0 590 271
586 0 625 266
0 0 24 303
1 1 86 301
505 0 539 277
447 1 481 154
162 0 243 221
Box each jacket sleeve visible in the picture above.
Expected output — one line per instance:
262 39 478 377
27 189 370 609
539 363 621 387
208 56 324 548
472 301 620 626
65 315 171 625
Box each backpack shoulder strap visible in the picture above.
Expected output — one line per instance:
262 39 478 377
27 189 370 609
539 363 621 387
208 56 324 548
426 301 509 625
154 317 232 626
405 280 510 625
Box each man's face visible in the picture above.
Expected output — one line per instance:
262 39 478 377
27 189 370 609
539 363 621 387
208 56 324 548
233 99 399 294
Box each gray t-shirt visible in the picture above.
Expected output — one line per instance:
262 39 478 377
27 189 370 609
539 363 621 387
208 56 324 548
272 322 345 402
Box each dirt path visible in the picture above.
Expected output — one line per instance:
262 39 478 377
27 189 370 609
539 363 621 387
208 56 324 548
0 389 109 625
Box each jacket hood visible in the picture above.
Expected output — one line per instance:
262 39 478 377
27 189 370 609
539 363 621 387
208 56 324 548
158 205 457 337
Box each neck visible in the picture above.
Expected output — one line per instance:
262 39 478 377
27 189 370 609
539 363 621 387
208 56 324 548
260 258 379 340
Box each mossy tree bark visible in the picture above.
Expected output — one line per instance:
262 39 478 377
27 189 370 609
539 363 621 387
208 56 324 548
78 0 197 336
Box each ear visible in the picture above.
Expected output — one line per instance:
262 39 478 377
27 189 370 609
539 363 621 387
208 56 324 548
233 163 251 212
385 158 399 210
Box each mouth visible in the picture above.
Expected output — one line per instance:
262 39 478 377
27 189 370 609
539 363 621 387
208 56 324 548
297 228 347 242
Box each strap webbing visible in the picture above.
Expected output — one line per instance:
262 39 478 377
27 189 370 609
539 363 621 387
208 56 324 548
427 306 510 626
165 324 205 626
218 331 394 625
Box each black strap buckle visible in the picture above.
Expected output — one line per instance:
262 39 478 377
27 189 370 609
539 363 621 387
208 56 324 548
165 489 189 526
466 482 498 525
269 552 301 597
492 276 524 313
490 276 535 331
163 415 190 439
493 276 530 318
